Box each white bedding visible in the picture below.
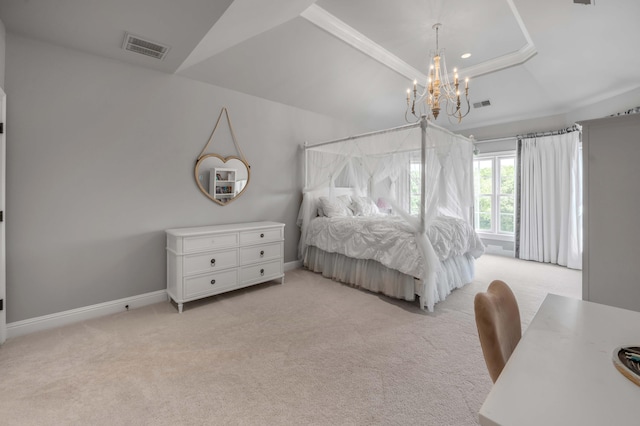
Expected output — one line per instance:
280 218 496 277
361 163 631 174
305 215 484 278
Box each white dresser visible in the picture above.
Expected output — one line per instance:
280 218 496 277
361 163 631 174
166 221 285 312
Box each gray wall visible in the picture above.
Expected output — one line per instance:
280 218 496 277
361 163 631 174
581 114 640 311
0 19 5 89
5 34 359 322
473 139 516 155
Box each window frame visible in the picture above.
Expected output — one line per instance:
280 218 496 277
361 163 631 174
473 150 517 241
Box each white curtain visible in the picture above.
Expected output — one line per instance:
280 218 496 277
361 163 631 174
518 131 582 269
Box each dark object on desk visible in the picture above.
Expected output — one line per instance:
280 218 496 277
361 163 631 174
612 346 640 387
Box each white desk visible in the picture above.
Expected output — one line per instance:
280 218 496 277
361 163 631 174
479 294 640 426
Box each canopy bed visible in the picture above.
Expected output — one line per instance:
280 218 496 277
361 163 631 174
297 117 484 311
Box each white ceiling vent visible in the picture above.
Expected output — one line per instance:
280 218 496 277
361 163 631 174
122 33 170 60
473 100 492 109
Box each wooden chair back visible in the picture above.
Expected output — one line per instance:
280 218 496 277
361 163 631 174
474 280 522 383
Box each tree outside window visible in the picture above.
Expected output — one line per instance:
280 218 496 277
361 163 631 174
473 153 516 236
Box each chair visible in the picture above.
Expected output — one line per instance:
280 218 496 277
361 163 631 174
474 280 521 383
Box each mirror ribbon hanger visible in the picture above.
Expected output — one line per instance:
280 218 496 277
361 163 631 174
194 107 251 206
197 107 249 166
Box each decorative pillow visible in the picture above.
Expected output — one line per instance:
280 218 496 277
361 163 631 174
376 198 392 214
318 196 353 218
351 196 380 216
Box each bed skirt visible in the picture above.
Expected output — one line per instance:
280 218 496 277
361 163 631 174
304 245 475 306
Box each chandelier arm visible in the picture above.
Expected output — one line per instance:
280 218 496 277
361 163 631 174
405 107 421 124
459 96 472 119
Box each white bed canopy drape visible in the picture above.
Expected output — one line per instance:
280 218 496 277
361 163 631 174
297 117 476 311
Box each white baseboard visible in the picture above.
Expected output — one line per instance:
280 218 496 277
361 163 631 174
485 244 515 257
7 263 304 340
284 260 303 271
6 290 168 339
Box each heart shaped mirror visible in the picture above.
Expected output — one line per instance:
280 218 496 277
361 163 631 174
195 154 251 205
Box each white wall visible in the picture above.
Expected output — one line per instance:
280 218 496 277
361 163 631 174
5 34 359 323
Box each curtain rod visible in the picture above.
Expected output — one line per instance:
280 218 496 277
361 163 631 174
517 124 581 140
609 106 640 117
473 123 582 144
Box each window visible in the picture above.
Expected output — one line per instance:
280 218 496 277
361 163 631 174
473 152 516 238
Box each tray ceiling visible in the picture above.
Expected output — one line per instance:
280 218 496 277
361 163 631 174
1 0 638 131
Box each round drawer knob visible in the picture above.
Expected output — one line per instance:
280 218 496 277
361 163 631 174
210 279 216 285
260 268 265 276
260 250 265 257
260 233 264 238
210 259 216 266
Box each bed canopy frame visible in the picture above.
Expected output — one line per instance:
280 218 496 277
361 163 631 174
299 116 476 311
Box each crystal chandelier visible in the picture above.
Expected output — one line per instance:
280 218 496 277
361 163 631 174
405 23 470 123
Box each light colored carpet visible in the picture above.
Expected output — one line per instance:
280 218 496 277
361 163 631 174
0 255 580 425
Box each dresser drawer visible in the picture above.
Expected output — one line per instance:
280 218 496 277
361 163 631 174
183 269 238 299
183 249 238 276
240 242 283 265
239 227 283 245
183 232 238 253
240 259 283 284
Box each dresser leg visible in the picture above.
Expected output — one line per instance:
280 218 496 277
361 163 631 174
178 303 183 314
280 275 285 284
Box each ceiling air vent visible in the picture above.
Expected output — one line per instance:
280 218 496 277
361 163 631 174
473 100 491 109
574 0 593 5
122 33 170 60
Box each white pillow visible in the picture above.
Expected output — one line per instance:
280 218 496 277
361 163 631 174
337 194 353 210
351 196 380 216
318 196 353 218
